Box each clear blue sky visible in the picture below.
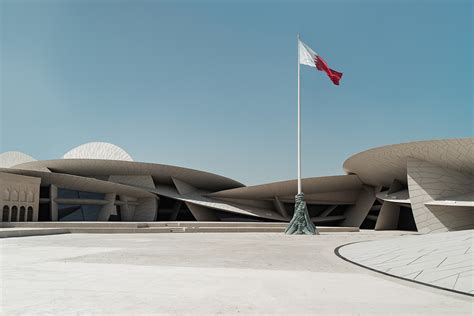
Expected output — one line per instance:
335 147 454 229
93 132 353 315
1 0 472 185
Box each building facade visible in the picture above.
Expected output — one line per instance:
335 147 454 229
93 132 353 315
0 172 40 222
0 139 472 233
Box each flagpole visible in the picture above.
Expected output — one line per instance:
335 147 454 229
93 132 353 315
286 35 318 234
297 34 302 194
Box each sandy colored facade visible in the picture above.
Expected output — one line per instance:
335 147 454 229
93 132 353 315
0 139 472 233
0 172 40 222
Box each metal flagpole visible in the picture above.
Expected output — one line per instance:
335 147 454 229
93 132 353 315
297 34 302 194
285 34 318 235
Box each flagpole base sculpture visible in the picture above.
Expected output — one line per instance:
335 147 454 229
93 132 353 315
285 193 319 235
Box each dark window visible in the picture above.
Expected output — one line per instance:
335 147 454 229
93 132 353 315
19 206 26 221
398 206 417 231
58 205 83 221
27 207 33 221
58 189 104 200
175 204 197 221
39 186 50 198
11 206 18 222
2 206 9 222
38 203 51 221
56 189 104 221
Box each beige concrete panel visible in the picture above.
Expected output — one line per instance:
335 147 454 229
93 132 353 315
133 197 157 221
210 175 362 200
32 187 40 222
154 185 285 221
108 175 155 190
210 197 274 209
310 215 345 223
119 195 136 221
0 168 153 199
0 172 41 186
172 178 220 221
277 190 359 205
172 177 197 195
374 201 400 230
273 196 288 218
14 159 243 192
341 186 377 227
344 138 474 187
407 158 474 233
423 192 474 207
184 203 219 221
54 198 109 205
424 200 474 207
114 200 138 206
97 193 117 221
172 178 255 220
387 179 404 194
0 172 41 222
376 189 410 204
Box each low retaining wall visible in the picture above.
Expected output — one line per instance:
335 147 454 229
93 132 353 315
0 228 70 238
0 222 359 238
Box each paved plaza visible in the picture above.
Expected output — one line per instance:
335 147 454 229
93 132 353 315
1 231 472 315
339 230 474 295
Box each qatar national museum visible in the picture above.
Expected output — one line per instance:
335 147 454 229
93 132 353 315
0 138 472 234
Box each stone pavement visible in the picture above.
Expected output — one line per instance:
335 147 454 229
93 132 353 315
338 230 473 295
1 232 471 315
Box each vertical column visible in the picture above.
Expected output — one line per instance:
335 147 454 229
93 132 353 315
375 202 400 230
341 185 378 227
33 183 40 222
133 197 158 221
119 195 136 221
50 184 58 221
97 193 116 221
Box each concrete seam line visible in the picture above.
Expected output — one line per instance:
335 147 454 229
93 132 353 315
0 231 71 239
334 242 474 298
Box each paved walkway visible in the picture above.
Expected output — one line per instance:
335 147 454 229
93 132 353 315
1 232 472 315
0 228 70 238
338 230 474 295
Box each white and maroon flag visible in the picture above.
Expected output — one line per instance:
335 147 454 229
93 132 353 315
298 39 343 85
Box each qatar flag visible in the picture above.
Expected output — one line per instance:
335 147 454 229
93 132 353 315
299 39 343 85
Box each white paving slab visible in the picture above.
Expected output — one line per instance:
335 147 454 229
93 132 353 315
338 230 474 295
0 232 471 314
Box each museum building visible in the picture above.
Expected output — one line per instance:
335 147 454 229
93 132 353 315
1 138 472 234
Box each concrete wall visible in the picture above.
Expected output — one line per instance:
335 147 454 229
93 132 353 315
375 201 400 230
97 193 117 221
341 185 378 227
119 195 137 221
0 172 41 222
407 158 474 233
133 197 158 221
108 175 155 189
